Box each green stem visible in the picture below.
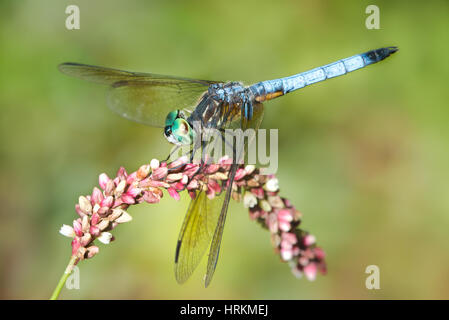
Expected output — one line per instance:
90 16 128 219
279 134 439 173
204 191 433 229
50 255 78 300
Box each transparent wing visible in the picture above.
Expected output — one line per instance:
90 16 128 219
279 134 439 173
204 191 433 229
203 103 264 287
226 101 265 131
204 164 238 287
58 63 220 128
221 102 265 166
174 189 226 284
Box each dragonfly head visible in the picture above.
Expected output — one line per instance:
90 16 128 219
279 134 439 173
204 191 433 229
164 110 195 145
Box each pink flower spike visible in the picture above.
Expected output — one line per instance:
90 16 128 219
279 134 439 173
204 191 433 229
167 187 180 201
61 155 327 283
304 263 317 281
99 173 111 190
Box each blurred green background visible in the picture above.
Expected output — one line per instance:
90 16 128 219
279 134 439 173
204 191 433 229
1 0 448 299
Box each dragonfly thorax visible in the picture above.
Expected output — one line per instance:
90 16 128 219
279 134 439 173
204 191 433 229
187 82 256 130
207 82 248 104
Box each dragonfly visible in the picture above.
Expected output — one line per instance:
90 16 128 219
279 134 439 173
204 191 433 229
59 46 397 287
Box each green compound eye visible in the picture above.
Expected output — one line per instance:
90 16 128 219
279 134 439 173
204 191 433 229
165 110 178 127
172 118 194 145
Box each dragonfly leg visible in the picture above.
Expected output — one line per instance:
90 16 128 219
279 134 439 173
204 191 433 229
166 146 195 173
164 145 181 162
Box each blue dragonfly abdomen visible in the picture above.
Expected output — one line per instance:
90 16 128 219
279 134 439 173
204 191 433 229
249 47 398 102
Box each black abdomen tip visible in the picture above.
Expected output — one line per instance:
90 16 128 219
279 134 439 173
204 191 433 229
363 46 399 64
387 46 399 54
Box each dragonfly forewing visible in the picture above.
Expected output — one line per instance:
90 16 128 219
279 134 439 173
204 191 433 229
58 62 220 127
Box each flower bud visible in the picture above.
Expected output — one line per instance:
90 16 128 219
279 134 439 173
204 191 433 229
99 173 111 190
59 224 75 238
97 219 110 231
115 211 132 223
303 263 317 281
243 192 257 208
78 196 92 214
264 178 279 192
86 246 99 259
167 187 180 201
97 232 113 244
115 180 127 195
150 158 160 170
